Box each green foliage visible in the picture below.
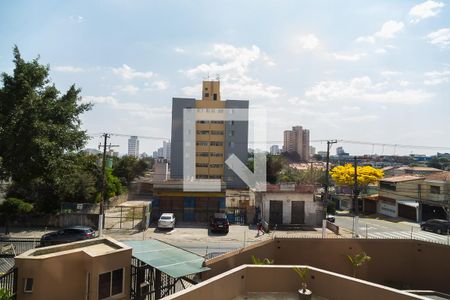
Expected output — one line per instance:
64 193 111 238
0 197 33 214
106 169 123 199
278 167 325 184
251 255 274 265
0 46 92 212
0 288 12 300
247 154 285 184
327 201 336 214
112 156 151 185
427 157 450 170
293 267 309 292
347 252 371 277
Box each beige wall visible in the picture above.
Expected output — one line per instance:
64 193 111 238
203 238 450 294
167 265 425 300
16 246 132 300
260 192 321 226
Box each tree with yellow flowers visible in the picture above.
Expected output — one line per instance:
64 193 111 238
330 164 384 187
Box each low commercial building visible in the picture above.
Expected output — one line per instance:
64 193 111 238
15 238 132 300
256 184 323 227
420 171 450 221
152 180 226 222
378 175 424 221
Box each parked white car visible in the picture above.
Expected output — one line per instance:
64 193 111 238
158 213 176 229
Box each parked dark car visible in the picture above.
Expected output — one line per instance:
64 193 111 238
40 226 96 247
420 219 450 235
210 213 229 233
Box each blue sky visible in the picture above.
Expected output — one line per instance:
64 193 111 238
1 0 449 155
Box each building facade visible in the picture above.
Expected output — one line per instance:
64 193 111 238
270 145 280 155
127 136 139 157
283 126 310 161
170 80 248 189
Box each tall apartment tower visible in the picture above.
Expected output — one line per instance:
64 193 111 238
283 126 310 161
162 140 171 160
170 80 248 188
127 136 139 157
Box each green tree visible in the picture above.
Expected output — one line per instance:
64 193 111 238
0 288 12 300
0 46 91 211
0 197 33 234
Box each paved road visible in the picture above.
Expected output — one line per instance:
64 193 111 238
335 214 450 244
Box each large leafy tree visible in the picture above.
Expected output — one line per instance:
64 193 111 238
330 164 384 187
0 46 92 211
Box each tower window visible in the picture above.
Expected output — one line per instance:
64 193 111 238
213 93 218 101
205 93 209 98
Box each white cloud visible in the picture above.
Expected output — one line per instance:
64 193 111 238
149 80 169 91
69 16 84 23
424 69 450 85
174 47 185 53
53 65 84 72
112 64 155 80
117 84 140 94
399 80 411 87
375 48 387 54
409 1 445 23
355 20 404 44
375 21 404 39
380 70 402 77
82 95 171 120
305 76 432 104
181 43 281 99
295 34 320 50
355 36 376 44
426 28 450 48
331 52 367 61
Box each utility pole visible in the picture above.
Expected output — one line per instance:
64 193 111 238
324 140 338 215
353 156 360 237
98 133 110 237
322 140 337 238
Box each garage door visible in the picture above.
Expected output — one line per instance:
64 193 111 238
364 200 377 214
398 204 416 221
269 200 283 226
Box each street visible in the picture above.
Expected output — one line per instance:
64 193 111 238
335 214 450 244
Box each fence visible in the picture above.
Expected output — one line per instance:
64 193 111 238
0 267 17 299
0 237 40 256
104 206 149 230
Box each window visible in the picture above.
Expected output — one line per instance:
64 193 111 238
211 120 224 124
430 185 441 194
196 152 209 157
380 182 396 191
196 163 209 168
24 278 33 293
210 164 223 168
211 130 224 135
213 93 217 100
196 120 209 124
210 141 223 146
205 93 209 97
98 268 124 299
210 153 223 157
196 130 209 135
196 141 209 146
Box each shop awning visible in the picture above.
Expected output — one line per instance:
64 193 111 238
123 239 210 278
397 200 419 208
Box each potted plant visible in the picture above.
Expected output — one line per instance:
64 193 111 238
293 267 312 300
251 255 274 265
347 252 371 278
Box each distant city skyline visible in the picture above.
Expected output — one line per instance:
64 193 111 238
1 1 449 155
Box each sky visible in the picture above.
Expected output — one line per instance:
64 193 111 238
1 0 450 156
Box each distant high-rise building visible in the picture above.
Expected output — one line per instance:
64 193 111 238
336 146 349 156
270 145 281 155
170 80 249 188
309 146 316 156
127 136 139 157
283 126 310 161
163 140 171 160
157 147 164 158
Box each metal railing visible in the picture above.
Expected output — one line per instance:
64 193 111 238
0 267 17 299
